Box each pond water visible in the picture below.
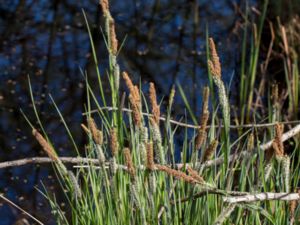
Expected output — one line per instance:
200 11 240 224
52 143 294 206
0 0 256 224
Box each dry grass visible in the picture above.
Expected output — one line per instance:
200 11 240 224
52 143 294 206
110 128 119 157
87 118 103 145
122 71 142 127
149 82 160 125
32 129 58 162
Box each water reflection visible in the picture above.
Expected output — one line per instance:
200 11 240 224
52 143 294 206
0 0 255 223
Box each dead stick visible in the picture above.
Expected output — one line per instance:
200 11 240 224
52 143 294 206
223 192 300 203
0 157 99 169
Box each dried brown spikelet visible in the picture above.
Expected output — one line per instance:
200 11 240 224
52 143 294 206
195 87 210 150
195 129 207 151
32 129 58 162
122 71 140 103
146 142 154 170
110 128 119 157
289 199 296 223
265 147 274 162
100 0 109 14
202 87 210 112
289 189 298 224
123 148 136 178
208 38 221 78
87 118 103 145
195 112 209 150
122 72 142 127
109 19 118 55
129 95 142 127
201 109 209 123
186 167 205 183
149 82 160 125
272 123 284 157
195 87 209 150
202 140 218 162
155 164 197 184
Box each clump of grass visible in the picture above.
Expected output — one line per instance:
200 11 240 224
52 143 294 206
23 1 300 224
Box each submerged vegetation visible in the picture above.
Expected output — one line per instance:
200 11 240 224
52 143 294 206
5 0 299 224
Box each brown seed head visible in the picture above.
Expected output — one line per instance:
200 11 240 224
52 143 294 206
109 19 118 55
208 38 221 78
155 164 198 184
186 167 205 183
87 118 103 145
146 142 154 170
202 140 218 162
289 189 299 223
100 0 109 14
149 82 160 125
265 147 274 162
129 95 142 127
289 199 296 217
195 87 210 150
195 111 209 150
122 72 140 102
122 72 142 127
110 128 119 157
195 130 207 151
199 111 209 129
272 123 284 157
32 129 58 162
123 148 136 178
202 87 210 112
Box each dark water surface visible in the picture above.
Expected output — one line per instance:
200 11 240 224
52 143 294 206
0 0 256 224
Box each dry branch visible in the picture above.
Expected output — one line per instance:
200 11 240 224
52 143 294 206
223 192 300 203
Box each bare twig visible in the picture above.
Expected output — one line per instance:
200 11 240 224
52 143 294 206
223 192 300 203
171 189 248 204
84 106 300 129
0 157 99 169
